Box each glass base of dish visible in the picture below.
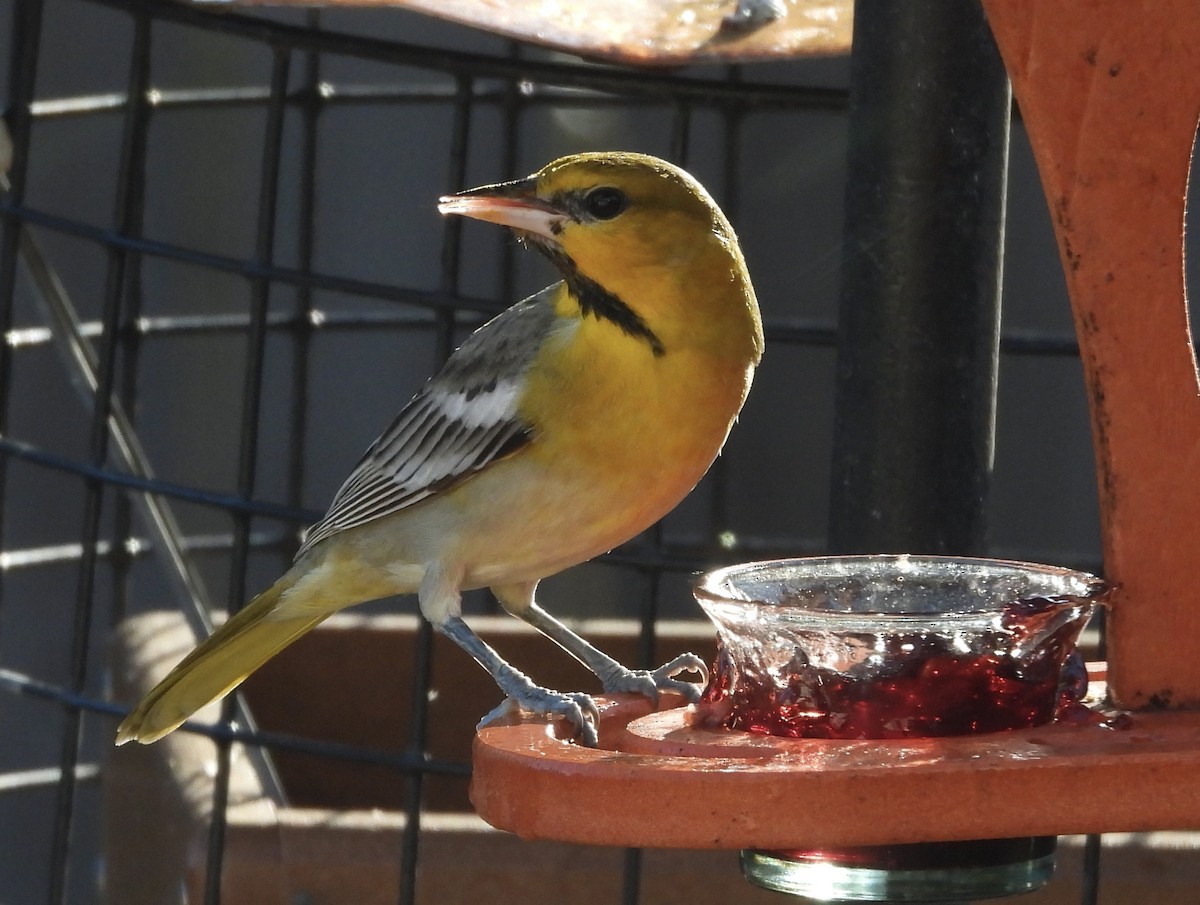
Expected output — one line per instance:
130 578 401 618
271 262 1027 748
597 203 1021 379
741 837 1057 902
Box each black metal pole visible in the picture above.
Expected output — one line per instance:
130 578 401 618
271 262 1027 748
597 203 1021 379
829 0 1011 555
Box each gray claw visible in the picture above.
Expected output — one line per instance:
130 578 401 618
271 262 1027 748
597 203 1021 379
479 685 601 746
599 652 710 704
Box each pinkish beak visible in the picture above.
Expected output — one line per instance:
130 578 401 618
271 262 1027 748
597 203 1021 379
438 177 565 240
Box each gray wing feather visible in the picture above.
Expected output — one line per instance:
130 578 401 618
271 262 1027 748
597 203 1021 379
295 288 559 558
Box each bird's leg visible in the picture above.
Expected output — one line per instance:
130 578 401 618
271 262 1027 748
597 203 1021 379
420 565 600 744
434 616 600 746
492 582 709 705
522 604 709 703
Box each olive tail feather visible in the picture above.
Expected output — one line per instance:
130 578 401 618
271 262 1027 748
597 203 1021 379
115 580 324 745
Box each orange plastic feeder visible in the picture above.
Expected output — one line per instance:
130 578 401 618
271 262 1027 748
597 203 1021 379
473 0 1200 896
473 689 1200 849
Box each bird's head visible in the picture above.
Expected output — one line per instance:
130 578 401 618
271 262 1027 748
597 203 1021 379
439 152 762 361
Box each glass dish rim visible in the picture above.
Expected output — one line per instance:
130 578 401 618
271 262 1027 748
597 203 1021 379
693 553 1108 623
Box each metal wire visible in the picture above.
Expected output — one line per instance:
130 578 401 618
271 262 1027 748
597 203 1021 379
394 66 478 905
0 1 1107 904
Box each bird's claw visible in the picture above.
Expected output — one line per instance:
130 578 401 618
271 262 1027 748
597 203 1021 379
599 652 709 704
475 653 710 746
479 685 601 747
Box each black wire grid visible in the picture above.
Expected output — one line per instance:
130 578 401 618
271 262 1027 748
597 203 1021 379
0 1 1104 904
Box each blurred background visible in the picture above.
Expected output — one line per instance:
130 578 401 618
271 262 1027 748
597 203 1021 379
0 0 1146 902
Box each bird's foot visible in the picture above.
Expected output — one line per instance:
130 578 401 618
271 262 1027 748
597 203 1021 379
596 652 709 705
479 682 601 747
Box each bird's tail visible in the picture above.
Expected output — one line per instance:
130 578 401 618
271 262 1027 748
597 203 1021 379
115 577 326 745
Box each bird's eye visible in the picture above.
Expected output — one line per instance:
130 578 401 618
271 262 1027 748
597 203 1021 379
583 187 628 221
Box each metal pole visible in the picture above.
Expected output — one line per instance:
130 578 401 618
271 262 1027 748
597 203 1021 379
829 0 1011 555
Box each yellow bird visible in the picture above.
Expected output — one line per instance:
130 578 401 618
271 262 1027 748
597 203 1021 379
115 151 763 747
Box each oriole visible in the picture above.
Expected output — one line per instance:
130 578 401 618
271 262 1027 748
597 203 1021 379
116 151 763 747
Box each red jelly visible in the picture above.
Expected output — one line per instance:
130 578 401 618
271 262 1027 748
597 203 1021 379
702 596 1093 740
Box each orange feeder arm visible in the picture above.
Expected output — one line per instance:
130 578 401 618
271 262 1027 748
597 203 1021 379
983 0 1200 710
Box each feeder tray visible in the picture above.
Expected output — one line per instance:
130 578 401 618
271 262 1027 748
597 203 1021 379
471 672 1200 849
198 0 854 65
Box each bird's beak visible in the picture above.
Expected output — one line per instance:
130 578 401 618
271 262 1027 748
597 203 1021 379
438 177 565 241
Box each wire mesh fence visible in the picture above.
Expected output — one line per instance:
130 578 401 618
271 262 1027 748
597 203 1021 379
0 1 1111 903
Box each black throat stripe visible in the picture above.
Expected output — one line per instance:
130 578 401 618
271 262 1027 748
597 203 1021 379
536 243 666 357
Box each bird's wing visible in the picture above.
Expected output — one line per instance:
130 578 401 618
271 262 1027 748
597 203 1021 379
295 288 559 558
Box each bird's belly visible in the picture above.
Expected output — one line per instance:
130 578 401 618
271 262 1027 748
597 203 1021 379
441 450 705 588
